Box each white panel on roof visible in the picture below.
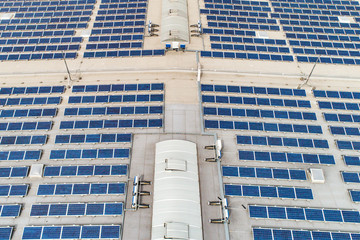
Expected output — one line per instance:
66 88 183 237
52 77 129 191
309 168 325 183
257 31 269 39
0 13 13 20
338 16 352 23
29 164 44 178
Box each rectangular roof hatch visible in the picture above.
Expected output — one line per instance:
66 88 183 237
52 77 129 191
164 222 189 239
165 158 187 171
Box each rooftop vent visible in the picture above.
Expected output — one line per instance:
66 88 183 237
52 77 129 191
0 13 14 20
309 168 325 183
256 31 269 39
29 164 44 178
338 16 352 23
81 29 91 38
169 9 179 16
165 158 187 171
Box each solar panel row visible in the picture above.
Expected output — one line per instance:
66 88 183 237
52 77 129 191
0 150 42 161
314 89 360 99
37 183 125 195
30 202 123 216
72 83 164 92
60 118 163 128
253 228 360 240
0 167 28 178
0 86 64 95
0 37 82 45
0 96 61 106
0 16 90 24
49 148 130 160
323 112 360 122
210 35 286 45
15 11 91 18
205 119 323 133
22 225 120 239
225 184 313 199
202 95 311 107
204 107 317 120
0 44 80 53
68 94 163 103
0 135 47 145
43 165 127 177
237 135 329 148
0 184 28 197
55 133 131 144
83 49 166 58
201 84 306 96
0 121 52 131
239 150 335 164
223 166 307 180
0 52 77 61
249 205 360 222
0 108 57 118
290 39 360 49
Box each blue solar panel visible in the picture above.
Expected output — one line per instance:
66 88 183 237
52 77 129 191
0 204 21 217
0 227 13 240
350 190 360 202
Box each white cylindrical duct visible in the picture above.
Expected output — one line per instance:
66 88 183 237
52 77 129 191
161 0 190 43
151 140 203 240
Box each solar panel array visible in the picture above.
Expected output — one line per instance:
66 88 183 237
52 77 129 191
200 0 360 64
201 83 360 239
0 0 164 61
0 82 164 239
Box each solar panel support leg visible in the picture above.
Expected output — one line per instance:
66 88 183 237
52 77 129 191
205 145 215 150
140 180 151 185
138 204 150 208
208 201 221 206
205 158 217 162
140 191 150 196
209 218 225 223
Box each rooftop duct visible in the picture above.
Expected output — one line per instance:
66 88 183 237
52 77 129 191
151 140 203 240
161 0 189 43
